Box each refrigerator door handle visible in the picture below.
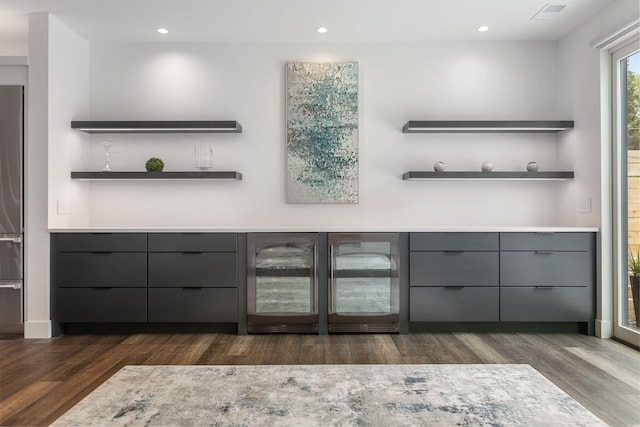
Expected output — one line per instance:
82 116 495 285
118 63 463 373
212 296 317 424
0 236 21 243
0 282 21 289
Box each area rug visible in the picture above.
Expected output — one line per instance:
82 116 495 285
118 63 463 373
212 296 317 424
51 364 605 426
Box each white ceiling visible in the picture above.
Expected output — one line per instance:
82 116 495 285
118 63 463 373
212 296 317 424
0 0 615 44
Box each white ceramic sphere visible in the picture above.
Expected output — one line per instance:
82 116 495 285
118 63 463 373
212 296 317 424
434 161 446 172
527 161 539 172
481 162 494 172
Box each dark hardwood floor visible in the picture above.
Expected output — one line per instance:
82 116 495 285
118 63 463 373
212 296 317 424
1 332 638 426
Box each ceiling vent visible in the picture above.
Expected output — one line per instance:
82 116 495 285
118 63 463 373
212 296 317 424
531 3 566 20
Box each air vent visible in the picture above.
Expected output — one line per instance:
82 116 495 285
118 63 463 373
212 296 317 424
531 3 566 20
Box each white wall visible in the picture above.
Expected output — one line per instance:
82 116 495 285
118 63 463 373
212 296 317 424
556 0 640 338
26 13 89 338
81 41 567 228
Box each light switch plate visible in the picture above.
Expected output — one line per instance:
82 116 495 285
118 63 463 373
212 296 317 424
57 199 71 215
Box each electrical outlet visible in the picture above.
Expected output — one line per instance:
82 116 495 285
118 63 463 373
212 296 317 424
578 196 592 214
57 199 71 215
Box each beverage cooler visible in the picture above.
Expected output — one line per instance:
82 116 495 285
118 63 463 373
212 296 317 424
328 233 400 333
247 233 319 333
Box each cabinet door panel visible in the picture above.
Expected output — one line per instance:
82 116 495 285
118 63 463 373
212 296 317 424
410 287 499 321
410 252 499 286
500 287 592 321
148 253 237 287
500 232 594 251
57 253 147 287
148 233 237 252
57 233 147 252
410 233 499 251
500 252 593 287
58 288 147 322
148 288 237 322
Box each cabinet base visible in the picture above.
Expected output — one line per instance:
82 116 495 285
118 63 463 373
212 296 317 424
56 322 239 335
409 321 592 335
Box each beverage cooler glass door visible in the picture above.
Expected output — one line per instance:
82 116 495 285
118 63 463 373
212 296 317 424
247 233 319 333
328 233 400 333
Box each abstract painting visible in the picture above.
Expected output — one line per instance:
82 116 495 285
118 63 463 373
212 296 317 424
286 62 358 203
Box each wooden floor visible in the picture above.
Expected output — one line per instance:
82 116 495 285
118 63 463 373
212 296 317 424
1 332 638 426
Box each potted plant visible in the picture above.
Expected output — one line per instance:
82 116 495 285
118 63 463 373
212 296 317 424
629 247 640 324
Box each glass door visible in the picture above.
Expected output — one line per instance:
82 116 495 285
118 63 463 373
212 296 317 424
247 233 319 333
613 39 640 346
328 233 399 333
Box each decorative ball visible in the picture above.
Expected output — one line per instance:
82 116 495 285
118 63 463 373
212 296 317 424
434 161 446 172
481 162 494 172
527 161 539 172
145 157 165 172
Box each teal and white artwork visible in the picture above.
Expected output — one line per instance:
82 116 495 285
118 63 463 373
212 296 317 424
286 62 359 204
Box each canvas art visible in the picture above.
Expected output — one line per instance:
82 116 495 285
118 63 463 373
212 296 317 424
286 62 359 203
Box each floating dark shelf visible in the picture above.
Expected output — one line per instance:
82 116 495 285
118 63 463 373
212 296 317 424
402 120 574 133
70 120 242 133
402 171 574 180
71 171 243 180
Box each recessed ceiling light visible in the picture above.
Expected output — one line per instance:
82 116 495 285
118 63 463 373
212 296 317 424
317 27 328 34
478 26 489 32
157 28 169 34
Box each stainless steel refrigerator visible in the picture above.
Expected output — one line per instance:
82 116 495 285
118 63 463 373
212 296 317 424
0 85 24 335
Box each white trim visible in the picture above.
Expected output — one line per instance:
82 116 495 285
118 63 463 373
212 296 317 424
591 19 640 49
24 320 52 339
595 319 612 338
0 56 28 66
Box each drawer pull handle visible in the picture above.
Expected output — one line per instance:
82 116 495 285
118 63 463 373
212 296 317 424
182 287 203 290
182 251 203 254
535 286 554 290
91 287 113 290
535 250 553 254
444 251 464 254
92 251 113 254
444 286 465 289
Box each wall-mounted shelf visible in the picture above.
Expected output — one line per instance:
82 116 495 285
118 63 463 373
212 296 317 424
402 171 574 180
402 121 574 133
71 171 243 180
70 120 242 133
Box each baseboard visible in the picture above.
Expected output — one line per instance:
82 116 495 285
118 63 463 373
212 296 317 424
24 320 52 339
595 319 612 338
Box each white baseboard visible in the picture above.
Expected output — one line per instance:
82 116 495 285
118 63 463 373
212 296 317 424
595 319 612 338
24 320 52 339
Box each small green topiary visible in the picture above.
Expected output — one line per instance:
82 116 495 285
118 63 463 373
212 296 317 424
145 157 164 172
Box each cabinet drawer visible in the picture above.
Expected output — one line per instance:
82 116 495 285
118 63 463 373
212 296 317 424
500 233 594 251
57 288 147 322
57 233 147 252
500 252 593 287
148 253 237 287
410 252 499 286
410 287 499 322
410 233 499 251
148 233 237 252
148 288 237 322
57 253 147 287
500 287 592 321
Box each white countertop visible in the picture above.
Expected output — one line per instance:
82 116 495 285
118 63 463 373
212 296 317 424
48 226 599 233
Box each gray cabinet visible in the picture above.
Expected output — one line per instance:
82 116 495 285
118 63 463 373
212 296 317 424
410 252 499 286
148 288 237 322
499 232 595 326
53 233 147 323
410 287 499 322
51 232 241 327
409 233 499 322
147 233 238 323
408 231 595 332
58 288 147 323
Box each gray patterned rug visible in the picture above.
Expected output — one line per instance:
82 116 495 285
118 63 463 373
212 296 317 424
51 364 605 426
